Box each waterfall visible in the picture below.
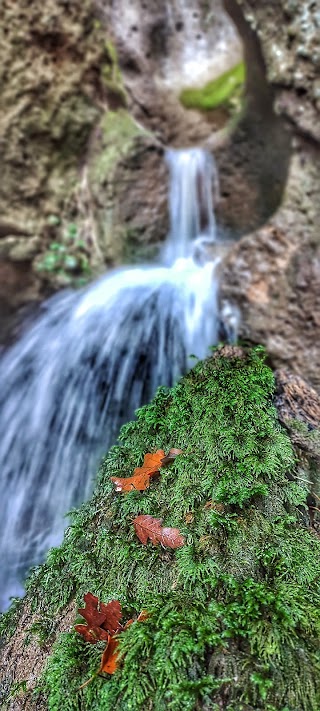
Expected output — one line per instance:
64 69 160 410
0 148 221 610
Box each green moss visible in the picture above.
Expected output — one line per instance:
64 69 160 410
179 61 245 112
2 347 320 710
89 110 147 185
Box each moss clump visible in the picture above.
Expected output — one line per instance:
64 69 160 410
179 61 245 112
1 347 320 710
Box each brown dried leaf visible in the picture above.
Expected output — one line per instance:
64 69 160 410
74 623 109 644
133 514 185 549
78 592 106 628
204 500 225 513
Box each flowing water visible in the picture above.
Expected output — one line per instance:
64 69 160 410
0 147 222 610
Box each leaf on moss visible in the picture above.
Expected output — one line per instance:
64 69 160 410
133 515 185 548
75 593 122 643
100 635 119 675
76 595 149 679
111 449 165 492
160 448 183 466
204 501 225 512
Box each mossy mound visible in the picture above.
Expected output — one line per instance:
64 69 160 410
179 62 245 112
1 347 320 710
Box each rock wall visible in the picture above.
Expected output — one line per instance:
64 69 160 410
0 0 169 342
220 0 320 391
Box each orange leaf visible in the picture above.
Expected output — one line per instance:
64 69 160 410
111 450 165 493
100 635 119 675
110 471 151 492
137 450 166 476
133 514 185 549
136 609 149 623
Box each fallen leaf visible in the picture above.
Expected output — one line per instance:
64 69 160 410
137 450 166 475
133 514 185 549
76 597 149 684
75 593 122 643
100 599 122 636
111 449 165 492
78 592 107 628
100 635 119 675
136 609 149 623
185 512 194 524
160 448 183 466
204 501 225 513
74 623 109 644
110 471 151 492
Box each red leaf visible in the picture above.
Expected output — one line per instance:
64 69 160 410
76 594 122 644
133 515 185 549
111 450 165 492
100 599 122 635
78 592 106 628
74 623 109 644
76 599 150 688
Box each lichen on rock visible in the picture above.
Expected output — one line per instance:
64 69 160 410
1 346 319 710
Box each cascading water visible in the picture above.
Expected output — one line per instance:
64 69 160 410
0 148 222 610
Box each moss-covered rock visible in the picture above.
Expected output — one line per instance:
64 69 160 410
1 346 320 710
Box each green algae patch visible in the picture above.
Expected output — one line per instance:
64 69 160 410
179 61 245 112
2 347 320 710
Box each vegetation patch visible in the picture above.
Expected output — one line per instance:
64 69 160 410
1 347 320 710
179 61 245 113
34 218 91 287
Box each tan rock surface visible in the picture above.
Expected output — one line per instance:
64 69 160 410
220 0 320 392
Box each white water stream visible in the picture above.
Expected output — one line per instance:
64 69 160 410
0 148 222 609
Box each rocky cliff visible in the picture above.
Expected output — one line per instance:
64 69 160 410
220 0 320 392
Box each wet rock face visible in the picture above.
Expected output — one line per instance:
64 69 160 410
0 0 244 343
236 0 320 142
220 0 320 391
0 0 111 226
